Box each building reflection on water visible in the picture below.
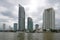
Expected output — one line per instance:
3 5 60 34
0 32 60 40
17 33 33 40
17 32 25 40
17 32 56 40
43 32 54 40
27 33 33 40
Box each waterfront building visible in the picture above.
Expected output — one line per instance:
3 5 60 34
35 24 39 30
3 23 5 31
27 17 33 32
14 23 17 31
9 26 12 30
18 4 25 31
42 8 55 31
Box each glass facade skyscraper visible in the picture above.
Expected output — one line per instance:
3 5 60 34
35 24 39 30
14 23 17 31
3 23 5 31
27 17 33 32
18 4 25 31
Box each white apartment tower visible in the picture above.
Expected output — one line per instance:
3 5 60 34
42 8 55 30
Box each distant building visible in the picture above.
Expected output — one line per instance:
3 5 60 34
42 8 55 31
9 26 12 30
27 17 33 32
35 24 39 30
3 23 5 31
14 23 17 31
18 4 25 31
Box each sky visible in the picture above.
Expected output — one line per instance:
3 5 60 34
0 0 60 29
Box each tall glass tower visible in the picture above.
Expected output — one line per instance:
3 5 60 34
3 23 5 31
35 24 39 30
42 8 55 30
27 17 33 32
18 4 25 31
14 23 17 31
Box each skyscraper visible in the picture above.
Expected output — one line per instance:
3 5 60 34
42 8 55 31
3 23 5 31
9 26 12 30
18 4 25 31
27 17 33 32
14 23 17 31
35 24 39 30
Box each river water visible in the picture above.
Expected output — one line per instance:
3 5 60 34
0 32 60 40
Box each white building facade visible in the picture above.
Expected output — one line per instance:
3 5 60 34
42 8 55 30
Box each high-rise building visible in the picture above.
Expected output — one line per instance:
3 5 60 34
18 4 25 31
9 26 12 30
14 23 17 31
42 8 55 30
3 23 5 31
27 17 33 32
35 24 39 30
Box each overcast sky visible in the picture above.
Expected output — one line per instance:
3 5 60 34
0 0 60 29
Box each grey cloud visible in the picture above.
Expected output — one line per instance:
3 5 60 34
55 18 60 29
0 0 18 28
0 19 9 22
1 11 13 18
47 0 60 4
0 0 18 20
1 10 18 21
0 0 15 8
31 7 44 24
18 0 30 5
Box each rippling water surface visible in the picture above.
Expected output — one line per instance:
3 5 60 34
0 32 60 40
